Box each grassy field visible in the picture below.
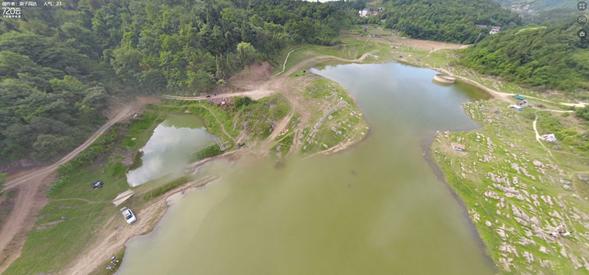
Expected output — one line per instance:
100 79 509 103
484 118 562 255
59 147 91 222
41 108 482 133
300 77 368 155
3 105 173 274
5 126 133 274
433 99 589 273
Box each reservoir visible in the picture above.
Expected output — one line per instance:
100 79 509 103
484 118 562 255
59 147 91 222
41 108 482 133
126 114 216 187
119 63 493 274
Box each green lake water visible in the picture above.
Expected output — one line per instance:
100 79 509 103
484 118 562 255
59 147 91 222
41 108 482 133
126 114 216 187
119 63 494 274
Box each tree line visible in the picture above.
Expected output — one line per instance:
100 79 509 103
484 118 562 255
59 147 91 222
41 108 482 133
380 0 521 43
0 0 354 164
460 23 589 93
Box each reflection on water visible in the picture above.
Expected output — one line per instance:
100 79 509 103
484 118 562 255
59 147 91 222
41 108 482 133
126 114 216 187
119 63 494 274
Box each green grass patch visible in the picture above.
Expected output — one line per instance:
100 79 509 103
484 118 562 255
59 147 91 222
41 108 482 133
6 158 129 274
234 94 291 139
0 172 6 189
142 177 190 201
191 144 223 162
122 110 163 149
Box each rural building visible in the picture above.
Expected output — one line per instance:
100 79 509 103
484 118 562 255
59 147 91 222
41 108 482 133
489 26 502 35
359 7 383 17
540 134 557 143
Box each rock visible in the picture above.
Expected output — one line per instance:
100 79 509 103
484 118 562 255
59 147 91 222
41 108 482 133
499 257 513 272
560 246 568 258
519 237 535 246
499 243 518 256
533 160 544 167
578 174 589 183
523 251 534 263
497 226 508 240
540 260 552 269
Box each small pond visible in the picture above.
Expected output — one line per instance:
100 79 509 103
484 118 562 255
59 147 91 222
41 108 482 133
126 114 217 187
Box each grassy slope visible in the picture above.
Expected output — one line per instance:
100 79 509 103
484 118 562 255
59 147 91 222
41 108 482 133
433 100 589 273
300 76 368 154
4 109 164 274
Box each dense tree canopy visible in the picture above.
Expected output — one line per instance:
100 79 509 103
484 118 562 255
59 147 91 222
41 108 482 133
381 0 521 43
0 0 354 164
461 23 589 93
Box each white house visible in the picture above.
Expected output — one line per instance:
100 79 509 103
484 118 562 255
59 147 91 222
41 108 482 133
540 134 557 143
489 26 502 35
359 8 383 17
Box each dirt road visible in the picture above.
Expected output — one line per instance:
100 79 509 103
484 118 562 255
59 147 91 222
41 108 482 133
163 51 376 104
0 97 155 273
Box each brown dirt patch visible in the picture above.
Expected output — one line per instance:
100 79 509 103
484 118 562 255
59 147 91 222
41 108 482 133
226 62 273 91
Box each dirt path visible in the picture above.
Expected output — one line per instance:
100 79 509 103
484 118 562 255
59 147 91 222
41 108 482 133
273 48 299 77
260 112 294 153
533 115 554 159
435 68 587 109
0 97 156 273
163 51 375 105
0 174 50 272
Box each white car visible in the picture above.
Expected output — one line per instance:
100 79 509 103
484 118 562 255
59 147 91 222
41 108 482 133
120 207 137 224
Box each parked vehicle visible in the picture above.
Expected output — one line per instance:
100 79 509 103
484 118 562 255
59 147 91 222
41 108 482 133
91 180 104 189
120 207 137 224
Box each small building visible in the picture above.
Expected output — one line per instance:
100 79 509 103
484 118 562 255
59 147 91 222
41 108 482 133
359 7 383 17
509 104 524 111
451 143 466 152
489 26 502 35
540 134 557 143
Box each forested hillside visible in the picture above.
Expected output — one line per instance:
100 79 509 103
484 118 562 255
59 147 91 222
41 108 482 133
381 0 521 43
494 0 577 14
0 0 353 164
494 0 578 23
461 23 589 93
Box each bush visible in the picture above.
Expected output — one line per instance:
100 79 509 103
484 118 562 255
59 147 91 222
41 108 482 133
143 177 189 201
57 128 120 176
192 144 223 161
576 106 589 121
0 172 6 189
